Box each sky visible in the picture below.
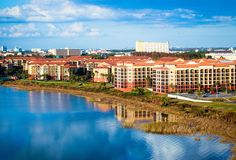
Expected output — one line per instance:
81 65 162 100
0 0 236 49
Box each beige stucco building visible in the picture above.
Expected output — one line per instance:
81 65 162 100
136 41 170 53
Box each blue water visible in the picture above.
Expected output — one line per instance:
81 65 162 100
0 86 232 160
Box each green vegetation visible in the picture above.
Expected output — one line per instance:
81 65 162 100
4 80 236 113
160 96 170 107
132 51 206 60
131 88 145 96
138 122 194 134
0 66 28 79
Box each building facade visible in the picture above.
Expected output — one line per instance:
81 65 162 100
0 46 7 52
152 59 236 93
48 49 81 57
205 52 236 60
113 61 155 90
136 41 170 53
28 61 76 80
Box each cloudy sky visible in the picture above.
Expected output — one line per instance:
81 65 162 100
0 0 236 49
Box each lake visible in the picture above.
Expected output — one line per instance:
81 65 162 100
0 86 232 160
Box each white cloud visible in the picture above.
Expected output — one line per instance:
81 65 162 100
0 0 199 24
0 23 92 37
0 0 116 22
47 24 59 36
0 22 100 38
60 23 84 37
2 23 41 37
212 16 236 22
88 28 100 37
0 6 22 17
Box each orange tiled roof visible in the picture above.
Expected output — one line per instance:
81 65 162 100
108 56 149 60
66 56 92 61
159 57 184 62
153 67 168 70
29 60 67 65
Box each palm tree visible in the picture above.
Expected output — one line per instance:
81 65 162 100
197 83 201 92
107 73 114 83
145 76 152 88
100 73 108 82
91 72 95 78
229 82 232 91
170 83 174 93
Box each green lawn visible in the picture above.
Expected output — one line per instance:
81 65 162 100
199 102 236 112
176 99 236 112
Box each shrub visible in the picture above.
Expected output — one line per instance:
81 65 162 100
160 96 170 107
132 88 145 96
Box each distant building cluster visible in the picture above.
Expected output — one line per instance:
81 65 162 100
1 42 236 94
0 46 7 52
205 50 236 60
48 48 81 57
135 41 170 53
1 53 236 93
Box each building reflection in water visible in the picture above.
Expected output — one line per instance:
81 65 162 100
114 104 178 124
92 102 112 112
28 91 71 113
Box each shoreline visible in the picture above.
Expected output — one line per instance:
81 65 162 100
2 82 236 159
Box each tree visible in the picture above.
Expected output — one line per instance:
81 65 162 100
170 83 175 93
145 76 152 88
43 74 52 81
197 90 202 98
197 83 201 92
69 70 79 82
107 73 113 83
100 73 107 82
229 83 232 91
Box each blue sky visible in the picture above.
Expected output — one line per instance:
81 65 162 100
0 0 236 49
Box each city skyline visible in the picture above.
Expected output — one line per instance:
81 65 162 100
0 0 236 49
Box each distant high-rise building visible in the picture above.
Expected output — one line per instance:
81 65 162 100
48 48 81 57
135 41 170 53
13 47 22 52
0 46 7 52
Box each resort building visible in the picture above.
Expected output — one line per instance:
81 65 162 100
136 41 170 53
113 60 156 91
28 60 76 80
205 51 236 60
3 54 236 95
85 59 110 72
92 56 153 85
93 65 111 83
66 56 92 68
152 59 236 93
5 57 44 70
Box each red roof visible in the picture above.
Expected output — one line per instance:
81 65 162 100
159 57 183 62
66 56 92 61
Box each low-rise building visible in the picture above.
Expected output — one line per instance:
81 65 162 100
205 51 236 60
93 66 111 83
28 60 76 80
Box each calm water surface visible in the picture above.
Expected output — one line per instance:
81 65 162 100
0 86 232 160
